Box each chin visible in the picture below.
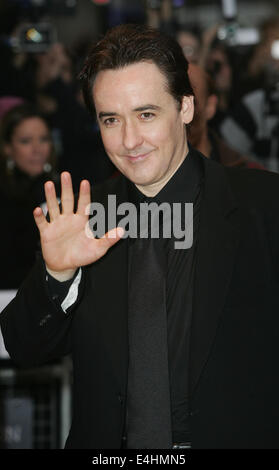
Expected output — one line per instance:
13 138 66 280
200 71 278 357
127 172 157 187
28 168 44 177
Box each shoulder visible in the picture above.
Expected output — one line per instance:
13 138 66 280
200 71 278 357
224 165 279 210
199 147 279 212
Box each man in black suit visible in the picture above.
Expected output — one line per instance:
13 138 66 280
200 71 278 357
1 24 279 449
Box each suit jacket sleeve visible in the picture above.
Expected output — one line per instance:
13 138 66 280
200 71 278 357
0 254 85 368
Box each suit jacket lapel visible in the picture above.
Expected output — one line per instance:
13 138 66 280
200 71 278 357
189 157 241 397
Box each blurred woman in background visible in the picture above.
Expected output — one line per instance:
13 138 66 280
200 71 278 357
0 104 59 288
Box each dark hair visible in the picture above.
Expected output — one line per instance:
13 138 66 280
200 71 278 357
0 104 50 144
79 23 194 116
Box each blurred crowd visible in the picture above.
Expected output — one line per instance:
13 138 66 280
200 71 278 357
1 0 279 288
0 1 116 289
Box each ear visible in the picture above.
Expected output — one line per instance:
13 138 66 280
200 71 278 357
205 94 218 121
181 95 194 124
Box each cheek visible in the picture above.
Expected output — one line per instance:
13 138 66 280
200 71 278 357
145 128 164 144
143 122 176 149
42 142 52 157
12 144 30 161
100 130 121 156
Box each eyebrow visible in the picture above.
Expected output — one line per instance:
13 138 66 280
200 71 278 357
134 104 161 112
98 104 161 119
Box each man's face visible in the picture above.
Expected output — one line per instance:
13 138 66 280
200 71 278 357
93 61 193 192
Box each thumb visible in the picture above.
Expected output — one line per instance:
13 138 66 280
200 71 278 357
98 226 125 254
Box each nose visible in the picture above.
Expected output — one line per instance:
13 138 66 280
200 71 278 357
122 121 144 151
32 140 45 155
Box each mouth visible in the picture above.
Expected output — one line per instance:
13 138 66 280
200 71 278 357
29 157 46 164
125 151 152 163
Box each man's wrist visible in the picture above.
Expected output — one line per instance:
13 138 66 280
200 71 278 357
45 266 77 282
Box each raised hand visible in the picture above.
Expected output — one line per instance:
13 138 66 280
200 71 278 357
33 172 124 280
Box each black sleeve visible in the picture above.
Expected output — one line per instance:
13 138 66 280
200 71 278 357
0 256 84 368
47 270 79 306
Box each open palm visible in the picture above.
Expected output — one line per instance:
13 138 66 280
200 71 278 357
33 172 123 279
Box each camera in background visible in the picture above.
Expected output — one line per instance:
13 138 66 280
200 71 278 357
11 23 57 53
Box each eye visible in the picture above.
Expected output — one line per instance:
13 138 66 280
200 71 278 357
103 117 118 127
19 138 32 144
40 136 51 143
140 112 155 120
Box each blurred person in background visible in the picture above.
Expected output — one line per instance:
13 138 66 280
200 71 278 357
187 63 265 170
219 88 279 172
0 0 36 102
1 0 116 191
175 22 234 132
0 104 59 288
204 40 234 129
33 42 116 191
242 17 279 94
219 16 279 173
176 26 203 64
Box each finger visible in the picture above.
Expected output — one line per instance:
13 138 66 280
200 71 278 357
33 207 48 232
97 227 125 256
76 180 91 217
44 181 60 221
61 172 74 215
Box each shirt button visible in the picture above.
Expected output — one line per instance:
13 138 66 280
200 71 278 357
39 314 52 326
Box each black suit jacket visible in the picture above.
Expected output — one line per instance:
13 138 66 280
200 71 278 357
1 150 279 449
